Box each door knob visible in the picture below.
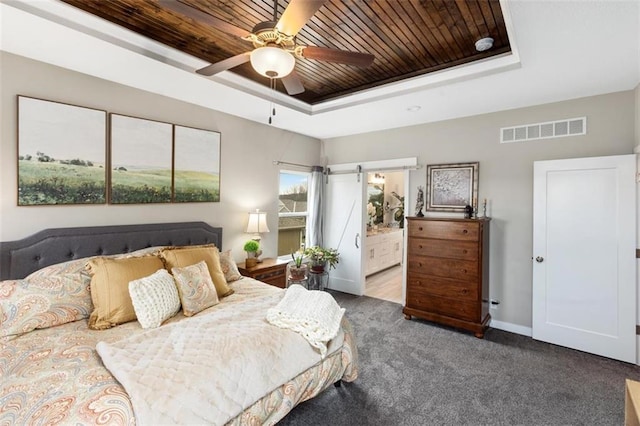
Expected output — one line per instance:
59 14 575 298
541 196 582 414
535 256 544 263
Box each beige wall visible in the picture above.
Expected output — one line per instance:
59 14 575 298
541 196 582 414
323 91 637 329
636 84 640 147
0 52 321 260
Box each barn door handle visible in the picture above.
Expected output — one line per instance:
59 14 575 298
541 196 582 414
535 256 544 263
355 233 360 249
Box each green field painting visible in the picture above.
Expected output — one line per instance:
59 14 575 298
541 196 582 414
174 170 220 202
18 96 107 206
173 125 221 203
110 167 172 204
18 159 106 205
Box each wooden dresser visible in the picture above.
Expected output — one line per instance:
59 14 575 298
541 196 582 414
237 258 288 288
403 217 491 338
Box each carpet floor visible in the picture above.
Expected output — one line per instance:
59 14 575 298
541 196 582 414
278 293 640 425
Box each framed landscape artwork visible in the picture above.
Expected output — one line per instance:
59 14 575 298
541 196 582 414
426 162 479 212
174 125 220 202
110 114 173 204
17 96 107 206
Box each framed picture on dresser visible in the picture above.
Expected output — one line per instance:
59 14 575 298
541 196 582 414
426 162 479 212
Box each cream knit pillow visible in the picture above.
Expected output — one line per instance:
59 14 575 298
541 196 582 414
128 269 181 329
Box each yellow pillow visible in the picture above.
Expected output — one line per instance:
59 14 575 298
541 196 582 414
160 246 234 298
86 255 165 330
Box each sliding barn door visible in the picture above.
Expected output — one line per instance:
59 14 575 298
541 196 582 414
324 173 365 295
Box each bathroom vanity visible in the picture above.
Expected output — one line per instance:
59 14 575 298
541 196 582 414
365 228 403 276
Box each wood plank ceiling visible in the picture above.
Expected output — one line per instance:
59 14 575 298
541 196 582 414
60 0 511 105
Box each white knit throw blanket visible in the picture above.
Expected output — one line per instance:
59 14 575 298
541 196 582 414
266 285 345 358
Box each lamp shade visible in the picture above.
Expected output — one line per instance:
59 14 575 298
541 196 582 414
250 47 295 78
246 209 270 235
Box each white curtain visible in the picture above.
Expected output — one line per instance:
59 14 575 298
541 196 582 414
305 166 324 248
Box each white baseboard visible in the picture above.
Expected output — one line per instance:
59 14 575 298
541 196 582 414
490 319 532 337
492 320 639 364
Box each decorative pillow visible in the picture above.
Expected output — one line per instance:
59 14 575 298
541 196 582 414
114 245 166 259
219 250 242 282
171 261 219 316
86 255 165 330
0 274 93 339
22 246 166 291
25 256 94 283
160 246 234 297
0 247 168 338
129 269 181 329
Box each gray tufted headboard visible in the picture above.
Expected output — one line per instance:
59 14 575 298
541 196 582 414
0 222 223 280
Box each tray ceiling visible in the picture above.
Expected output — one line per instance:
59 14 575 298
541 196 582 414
59 0 511 105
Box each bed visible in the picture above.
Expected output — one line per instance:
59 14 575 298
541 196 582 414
0 222 358 425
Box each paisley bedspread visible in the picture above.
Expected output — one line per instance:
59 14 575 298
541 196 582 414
0 278 358 425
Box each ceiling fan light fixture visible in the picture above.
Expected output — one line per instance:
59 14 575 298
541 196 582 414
250 46 295 78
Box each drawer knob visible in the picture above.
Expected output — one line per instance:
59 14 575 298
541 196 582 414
462 289 468 294
462 269 467 273
419 245 423 249
418 227 423 231
462 249 467 254
462 229 468 234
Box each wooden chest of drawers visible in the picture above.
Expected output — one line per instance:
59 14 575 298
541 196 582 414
403 217 491 338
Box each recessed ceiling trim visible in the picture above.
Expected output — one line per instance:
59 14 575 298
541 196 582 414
4 0 521 117
306 51 521 115
2 0 205 72
210 72 312 114
215 50 521 117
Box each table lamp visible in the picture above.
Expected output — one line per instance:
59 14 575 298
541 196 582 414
245 209 269 262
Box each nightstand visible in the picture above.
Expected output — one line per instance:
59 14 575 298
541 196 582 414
237 258 289 288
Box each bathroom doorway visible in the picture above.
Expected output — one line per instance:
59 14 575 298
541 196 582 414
364 171 404 304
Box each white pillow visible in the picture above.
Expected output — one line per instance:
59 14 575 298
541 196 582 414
128 269 181 329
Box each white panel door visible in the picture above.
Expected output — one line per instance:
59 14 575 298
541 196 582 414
324 173 365 295
532 154 636 363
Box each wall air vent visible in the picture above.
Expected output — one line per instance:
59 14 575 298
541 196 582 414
500 117 586 144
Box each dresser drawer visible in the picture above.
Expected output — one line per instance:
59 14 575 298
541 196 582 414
237 258 288 289
408 220 479 241
254 269 286 288
408 238 478 261
406 293 478 322
407 273 477 301
407 257 478 281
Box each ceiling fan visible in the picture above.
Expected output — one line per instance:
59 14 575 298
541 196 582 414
159 0 375 95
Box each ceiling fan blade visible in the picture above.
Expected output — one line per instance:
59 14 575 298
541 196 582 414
276 0 328 36
281 70 305 95
302 46 375 67
159 0 249 39
196 52 251 76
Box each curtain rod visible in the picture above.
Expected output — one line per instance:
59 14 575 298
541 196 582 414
273 160 322 171
327 164 422 175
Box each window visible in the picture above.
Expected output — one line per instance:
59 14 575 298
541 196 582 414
278 171 309 256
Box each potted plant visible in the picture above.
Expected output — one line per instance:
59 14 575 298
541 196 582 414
390 191 405 228
303 246 340 273
243 240 260 268
289 251 307 280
